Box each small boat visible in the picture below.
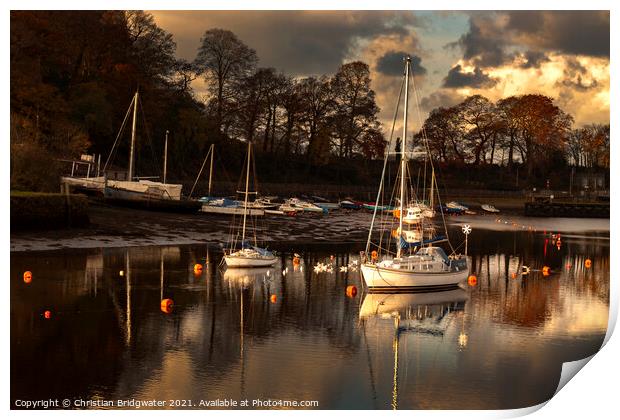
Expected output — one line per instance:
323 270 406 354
286 198 325 213
481 204 500 213
446 201 469 211
437 204 464 215
339 200 362 210
418 202 435 218
314 202 340 210
224 142 277 268
363 202 395 212
225 245 278 268
402 205 424 225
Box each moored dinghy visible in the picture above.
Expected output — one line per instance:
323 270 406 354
361 56 469 292
481 204 500 213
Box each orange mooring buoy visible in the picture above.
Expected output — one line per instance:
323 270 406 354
160 298 174 314
270 294 277 303
468 275 477 286
346 285 357 298
542 266 550 276
44 310 51 319
23 271 32 284
194 263 203 272
585 259 592 268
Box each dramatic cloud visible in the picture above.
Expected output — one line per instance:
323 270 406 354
443 65 497 88
420 90 464 112
506 10 610 58
518 50 550 69
448 13 510 67
376 51 427 76
448 11 609 70
152 10 421 75
151 10 609 130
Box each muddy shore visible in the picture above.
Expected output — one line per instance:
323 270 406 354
10 201 608 253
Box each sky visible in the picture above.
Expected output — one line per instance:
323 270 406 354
151 10 610 132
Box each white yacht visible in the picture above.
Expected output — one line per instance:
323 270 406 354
361 56 469 291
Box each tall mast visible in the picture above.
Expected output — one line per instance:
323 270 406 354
208 144 214 197
397 57 410 259
128 91 138 182
241 142 251 245
163 130 169 184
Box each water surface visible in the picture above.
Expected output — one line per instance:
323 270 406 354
11 220 609 409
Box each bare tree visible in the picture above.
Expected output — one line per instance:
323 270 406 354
331 61 380 158
194 29 257 138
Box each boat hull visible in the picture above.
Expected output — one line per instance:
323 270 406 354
361 263 469 291
200 205 265 216
224 255 278 268
103 187 201 213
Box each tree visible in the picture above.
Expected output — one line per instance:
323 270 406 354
458 95 501 164
298 76 336 164
510 94 573 177
567 124 609 168
194 29 257 138
496 96 520 167
330 61 381 158
123 11 177 85
416 106 466 163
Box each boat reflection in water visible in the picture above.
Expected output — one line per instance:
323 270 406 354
360 288 469 410
223 266 277 288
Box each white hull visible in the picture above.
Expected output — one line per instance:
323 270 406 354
224 255 277 268
61 176 106 192
200 205 265 216
481 205 500 213
361 262 468 290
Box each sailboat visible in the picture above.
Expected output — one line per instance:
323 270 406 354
360 56 469 291
101 91 201 212
224 142 278 268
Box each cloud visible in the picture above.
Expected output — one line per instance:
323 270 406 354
448 11 610 70
507 11 610 58
420 90 464 112
152 11 421 76
559 57 599 92
376 52 427 76
447 13 511 67
518 50 550 69
443 65 497 88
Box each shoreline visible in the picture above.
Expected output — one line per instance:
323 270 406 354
10 202 609 253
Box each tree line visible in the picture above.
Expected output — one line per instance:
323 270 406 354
10 10 609 193
417 94 609 177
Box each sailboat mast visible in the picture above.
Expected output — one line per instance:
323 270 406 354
208 144 214 197
128 91 138 181
163 130 169 184
397 57 410 259
241 142 251 245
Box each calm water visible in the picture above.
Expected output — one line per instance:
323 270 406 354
11 221 609 409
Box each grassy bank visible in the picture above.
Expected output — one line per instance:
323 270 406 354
11 191 90 230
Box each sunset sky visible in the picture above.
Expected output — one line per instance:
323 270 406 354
151 10 610 130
